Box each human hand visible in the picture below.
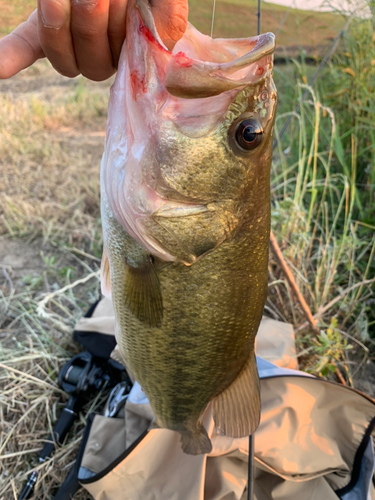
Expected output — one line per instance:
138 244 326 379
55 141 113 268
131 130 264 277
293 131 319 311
0 0 188 81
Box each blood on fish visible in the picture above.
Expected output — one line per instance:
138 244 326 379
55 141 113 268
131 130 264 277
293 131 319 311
130 70 147 100
174 52 193 68
140 24 155 43
139 24 170 54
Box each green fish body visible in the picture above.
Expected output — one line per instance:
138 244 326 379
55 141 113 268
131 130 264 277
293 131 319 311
101 0 277 454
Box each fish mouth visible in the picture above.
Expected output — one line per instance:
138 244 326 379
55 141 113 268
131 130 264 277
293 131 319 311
135 0 275 99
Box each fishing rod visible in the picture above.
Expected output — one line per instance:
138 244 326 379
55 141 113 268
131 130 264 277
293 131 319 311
246 4 262 493
18 352 126 500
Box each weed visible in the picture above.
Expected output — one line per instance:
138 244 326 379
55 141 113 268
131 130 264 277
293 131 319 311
304 318 354 378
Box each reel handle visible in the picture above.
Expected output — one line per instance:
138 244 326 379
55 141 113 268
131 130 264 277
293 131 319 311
40 405 78 461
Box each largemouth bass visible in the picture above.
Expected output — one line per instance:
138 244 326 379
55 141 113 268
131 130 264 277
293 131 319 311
101 0 277 455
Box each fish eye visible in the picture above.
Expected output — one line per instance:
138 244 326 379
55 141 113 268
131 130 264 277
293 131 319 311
235 119 263 152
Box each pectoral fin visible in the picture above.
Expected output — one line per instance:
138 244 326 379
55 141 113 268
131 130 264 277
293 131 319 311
110 345 125 366
110 345 136 382
124 257 163 328
213 352 260 438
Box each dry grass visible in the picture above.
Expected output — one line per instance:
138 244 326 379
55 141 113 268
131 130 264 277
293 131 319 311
0 61 111 247
0 61 111 499
0 239 102 499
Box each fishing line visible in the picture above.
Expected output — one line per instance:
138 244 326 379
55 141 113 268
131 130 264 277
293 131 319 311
246 11 263 500
257 0 262 36
210 0 217 38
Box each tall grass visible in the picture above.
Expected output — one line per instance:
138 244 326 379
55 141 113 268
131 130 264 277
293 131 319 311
269 1 375 371
270 82 374 343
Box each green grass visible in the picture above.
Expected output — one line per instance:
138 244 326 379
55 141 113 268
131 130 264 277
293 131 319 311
268 8 375 349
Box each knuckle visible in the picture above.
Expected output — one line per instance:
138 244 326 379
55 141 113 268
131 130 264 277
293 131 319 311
11 30 40 59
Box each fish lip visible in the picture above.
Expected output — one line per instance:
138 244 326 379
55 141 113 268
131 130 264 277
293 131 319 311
218 32 276 69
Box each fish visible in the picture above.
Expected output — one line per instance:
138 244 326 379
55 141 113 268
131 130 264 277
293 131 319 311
100 0 277 455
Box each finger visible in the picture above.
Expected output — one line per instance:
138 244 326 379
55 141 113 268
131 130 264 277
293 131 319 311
108 0 127 68
0 10 44 79
151 0 188 51
70 0 116 81
38 0 80 78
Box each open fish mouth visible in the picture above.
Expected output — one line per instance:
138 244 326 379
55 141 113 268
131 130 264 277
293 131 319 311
135 0 275 99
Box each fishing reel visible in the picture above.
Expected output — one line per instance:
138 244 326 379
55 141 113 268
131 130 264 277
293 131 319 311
59 351 112 398
19 351 126 500
44 351 126 458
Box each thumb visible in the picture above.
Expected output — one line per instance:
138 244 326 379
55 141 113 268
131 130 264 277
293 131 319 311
151 0 188 51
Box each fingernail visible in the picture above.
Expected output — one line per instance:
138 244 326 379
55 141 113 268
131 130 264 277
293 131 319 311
40 0 66 29
72 0 98 13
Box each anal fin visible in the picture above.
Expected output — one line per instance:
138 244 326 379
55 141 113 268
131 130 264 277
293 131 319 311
124 257 163 328
213 353 260 438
